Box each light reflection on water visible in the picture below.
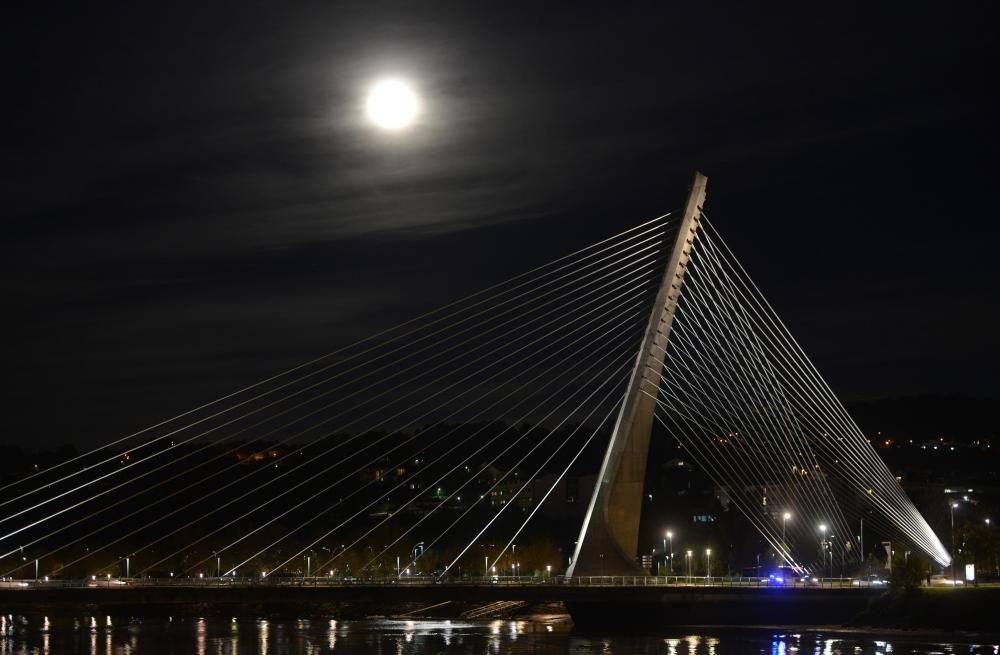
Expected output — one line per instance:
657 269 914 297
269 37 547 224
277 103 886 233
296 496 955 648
0 614 996 654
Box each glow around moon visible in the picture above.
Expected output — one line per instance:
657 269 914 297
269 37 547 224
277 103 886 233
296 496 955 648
364 78 419 130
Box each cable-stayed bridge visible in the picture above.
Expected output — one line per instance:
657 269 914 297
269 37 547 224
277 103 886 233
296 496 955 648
0 174 950 618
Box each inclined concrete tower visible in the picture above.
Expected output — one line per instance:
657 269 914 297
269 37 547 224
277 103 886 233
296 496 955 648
567 172 708 576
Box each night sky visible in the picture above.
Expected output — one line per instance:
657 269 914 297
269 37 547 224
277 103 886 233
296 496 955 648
5 3 997 450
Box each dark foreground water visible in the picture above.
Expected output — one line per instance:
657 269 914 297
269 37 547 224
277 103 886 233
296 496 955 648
0 614 997 655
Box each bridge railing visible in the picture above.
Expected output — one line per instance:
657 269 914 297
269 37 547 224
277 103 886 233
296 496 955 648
1 574 884 589
559 575 880 588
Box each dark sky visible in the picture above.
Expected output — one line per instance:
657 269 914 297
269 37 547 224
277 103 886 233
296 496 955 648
5 3 996 450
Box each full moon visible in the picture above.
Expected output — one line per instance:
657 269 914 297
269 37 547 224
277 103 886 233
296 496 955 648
365 79 419 130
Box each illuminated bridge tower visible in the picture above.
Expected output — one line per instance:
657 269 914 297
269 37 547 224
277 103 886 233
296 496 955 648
567 172 708 577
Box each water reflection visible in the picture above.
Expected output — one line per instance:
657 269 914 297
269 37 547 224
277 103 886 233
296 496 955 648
195 617 206 655
258 617 269 655
0 615 998 654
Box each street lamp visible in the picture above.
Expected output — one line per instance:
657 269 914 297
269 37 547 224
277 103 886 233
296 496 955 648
782 512 791 545
819 524 828 583
686 550 692 582
666 531 674 575
662 532 666 574
987 518 998 576
705 549 712 581
950 502 959 583
860 518 865 567
668 531 674 575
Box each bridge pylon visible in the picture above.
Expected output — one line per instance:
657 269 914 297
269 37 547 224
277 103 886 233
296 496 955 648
567 172 708 577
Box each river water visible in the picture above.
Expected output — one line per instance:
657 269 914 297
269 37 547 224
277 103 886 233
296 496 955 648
0 613 996 654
